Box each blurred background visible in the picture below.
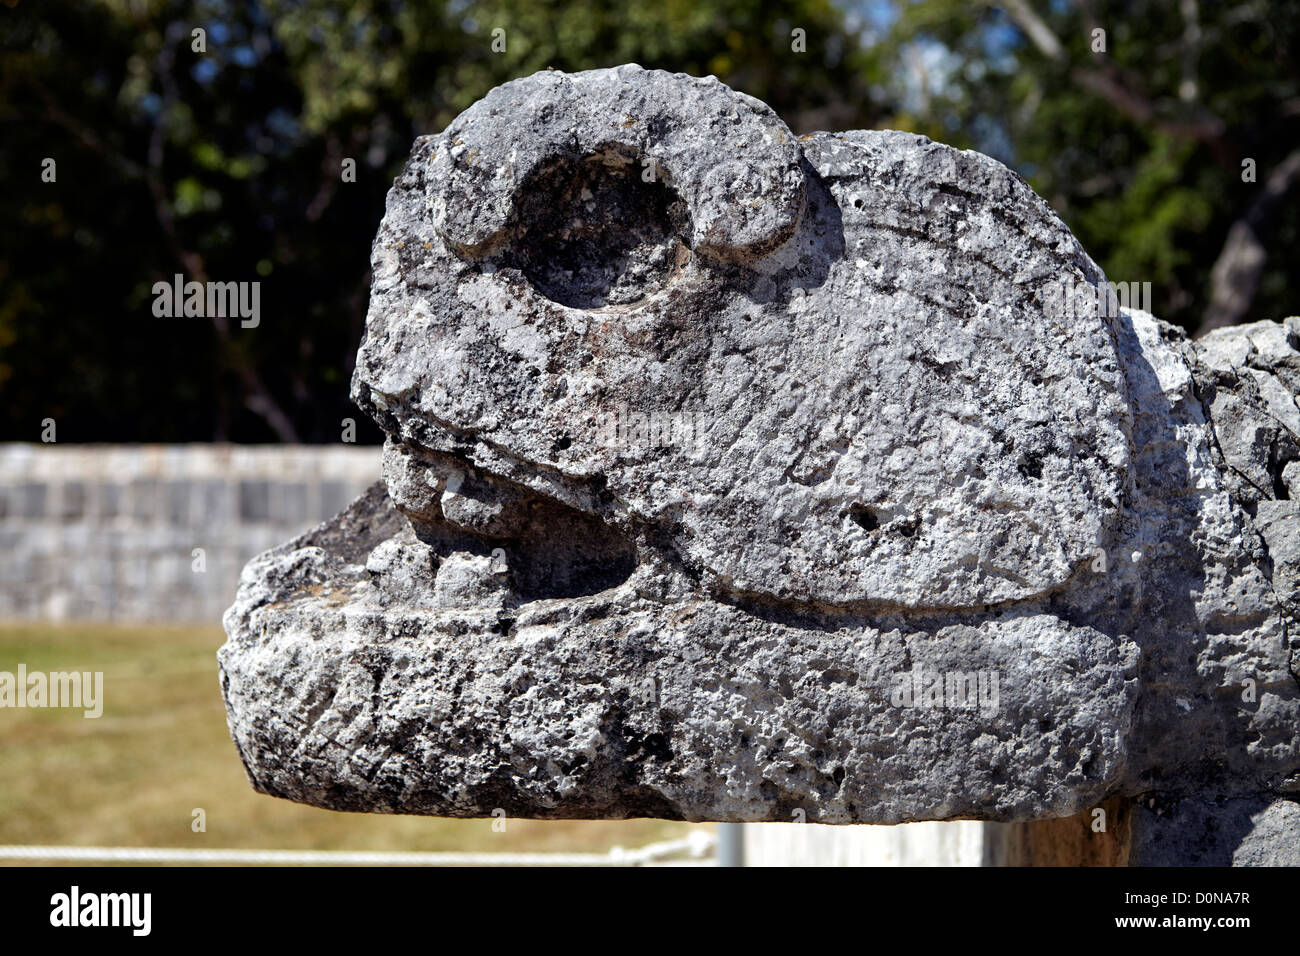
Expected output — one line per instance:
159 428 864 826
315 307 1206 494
0 0 1296 864
3 0 1298 444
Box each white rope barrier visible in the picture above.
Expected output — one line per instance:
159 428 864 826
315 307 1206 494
0 832 716 867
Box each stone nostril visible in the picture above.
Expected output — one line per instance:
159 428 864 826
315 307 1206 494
503 144 692 309
428 66 806 265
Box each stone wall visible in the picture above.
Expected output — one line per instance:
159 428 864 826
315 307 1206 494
0 443 378 623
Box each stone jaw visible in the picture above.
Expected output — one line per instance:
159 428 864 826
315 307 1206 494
221 65 1300 830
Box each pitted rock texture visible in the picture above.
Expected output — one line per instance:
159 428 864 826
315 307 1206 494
220 66 1300 830
356 73 1129 609
428 66 806 261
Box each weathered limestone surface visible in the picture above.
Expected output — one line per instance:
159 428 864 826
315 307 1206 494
219 66 1299 852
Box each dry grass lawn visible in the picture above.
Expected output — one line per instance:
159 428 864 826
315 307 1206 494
0 624 695 861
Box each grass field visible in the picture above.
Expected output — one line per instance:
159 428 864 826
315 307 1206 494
0 624 695 860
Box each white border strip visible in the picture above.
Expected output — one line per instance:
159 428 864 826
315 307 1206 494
0 833 715 867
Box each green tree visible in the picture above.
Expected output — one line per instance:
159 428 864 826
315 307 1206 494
0 0 879 442
871 0 1300 332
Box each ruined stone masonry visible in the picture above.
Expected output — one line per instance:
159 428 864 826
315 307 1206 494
219 65 1300 865
1 444 375 623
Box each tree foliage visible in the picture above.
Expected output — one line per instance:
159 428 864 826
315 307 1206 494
876 0 1300 330
0 0 1294 442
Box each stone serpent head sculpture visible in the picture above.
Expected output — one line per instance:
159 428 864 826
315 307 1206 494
220 65 1300 860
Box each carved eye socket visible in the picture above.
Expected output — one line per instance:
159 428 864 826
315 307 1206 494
503 144 693 309
428 66 807 267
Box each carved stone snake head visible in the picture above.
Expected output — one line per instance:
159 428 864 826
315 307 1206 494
221 66 1300 830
